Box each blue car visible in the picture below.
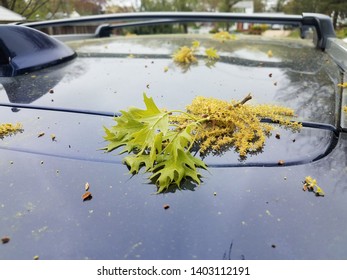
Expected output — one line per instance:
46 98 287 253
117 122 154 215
0 12 347 260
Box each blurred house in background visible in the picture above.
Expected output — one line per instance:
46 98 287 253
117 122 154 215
233 1 254 31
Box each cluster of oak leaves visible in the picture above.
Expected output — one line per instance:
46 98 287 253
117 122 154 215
103 92 302 193
101 32 308 193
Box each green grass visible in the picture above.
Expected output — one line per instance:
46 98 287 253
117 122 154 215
336 27 347 39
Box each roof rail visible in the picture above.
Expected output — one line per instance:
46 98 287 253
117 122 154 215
21 12 336 49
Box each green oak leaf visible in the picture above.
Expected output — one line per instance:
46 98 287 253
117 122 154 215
150 125 207 193
103 93 207 193
123 132 164 173
103 114 144 153
123 153 152 174
103 93 169 155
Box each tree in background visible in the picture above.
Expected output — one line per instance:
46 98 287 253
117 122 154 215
0 0 107 20
217 0 242 13
139 0 242 13
253 0 265 13
139 0 203 33
283 0 322 14
139 0 171 12
318 0 347 28
275 0 287 13
1 0 50 19
283 0 347 28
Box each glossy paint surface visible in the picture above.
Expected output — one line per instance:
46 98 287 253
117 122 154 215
0 34 346 259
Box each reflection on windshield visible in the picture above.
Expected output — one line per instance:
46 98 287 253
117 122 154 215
0 60 84 104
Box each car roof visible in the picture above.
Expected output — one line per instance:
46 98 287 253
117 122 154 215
1 13 347 260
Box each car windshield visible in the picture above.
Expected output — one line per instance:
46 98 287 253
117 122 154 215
66 33 339 126
0 31 338 125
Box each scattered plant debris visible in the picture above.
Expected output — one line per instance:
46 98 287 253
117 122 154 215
337 82 347 88
82 182 92 201
163 204 170 210
173 41 220 66
205 48 220 60
82 191 92 201
173 44 198 64
212 31 236 42
1 236 10 244
0 123 23 139
303 176 325 197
